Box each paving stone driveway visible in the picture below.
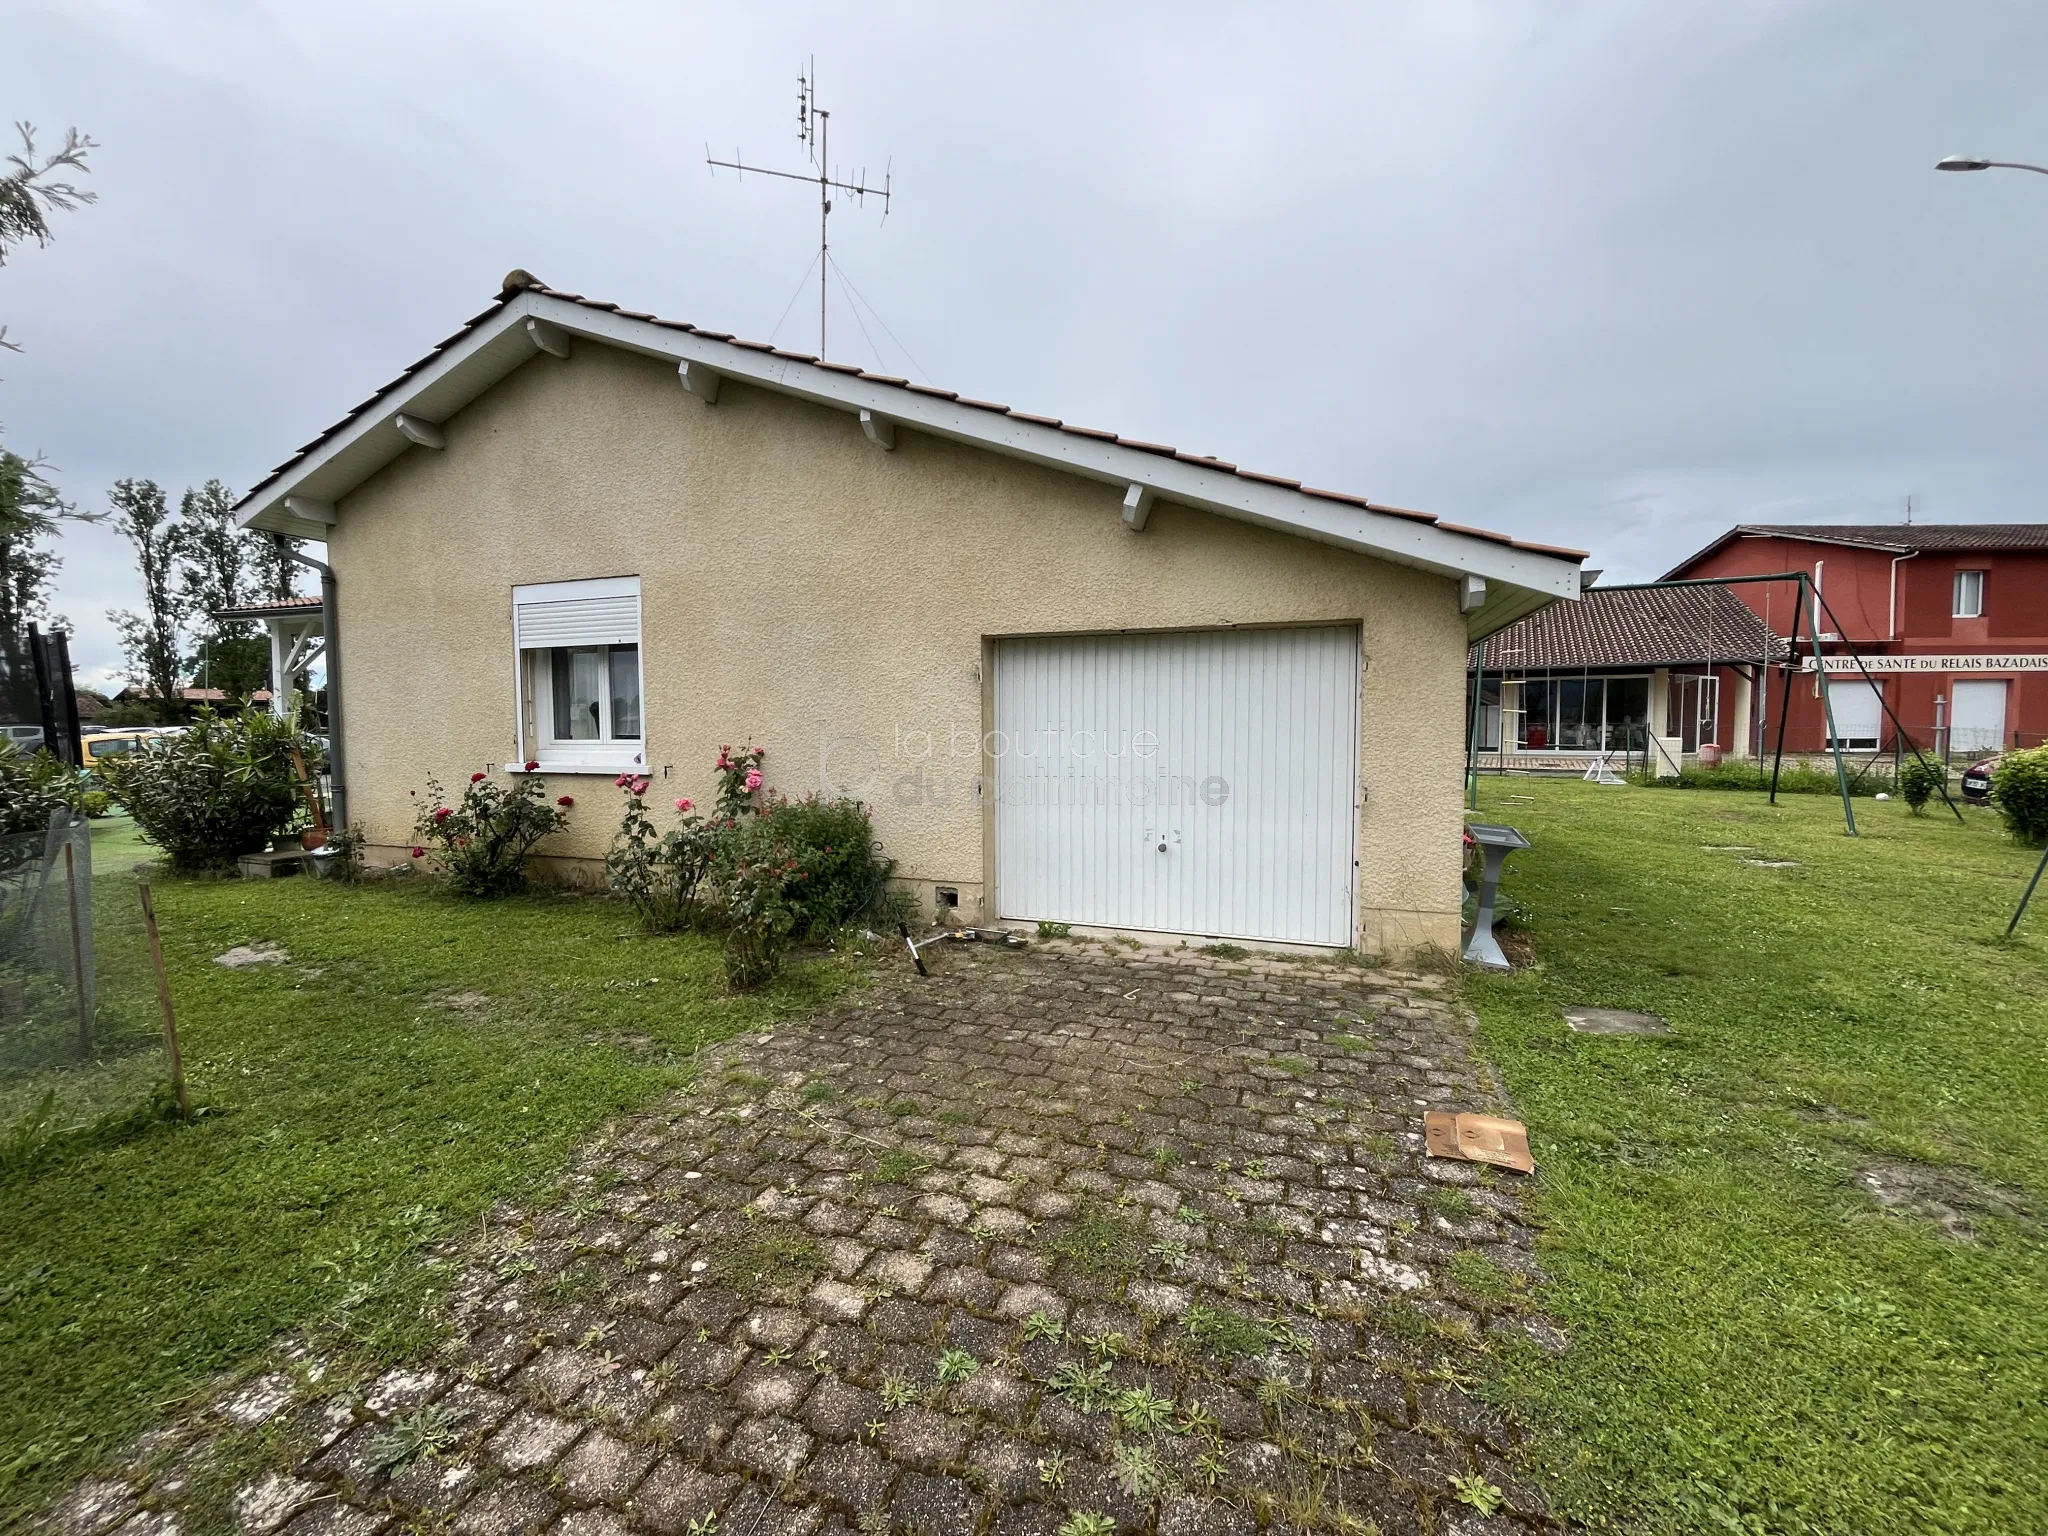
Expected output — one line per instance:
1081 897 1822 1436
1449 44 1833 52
47 939 1560 1536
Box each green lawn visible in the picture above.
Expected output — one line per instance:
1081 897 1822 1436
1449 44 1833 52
0 821 858 1525
1464 780 2048 1535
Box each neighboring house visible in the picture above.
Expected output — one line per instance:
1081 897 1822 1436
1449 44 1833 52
1468 582 1785 773
1667 524 2048 756
113 685 274 707
230 272 1583 955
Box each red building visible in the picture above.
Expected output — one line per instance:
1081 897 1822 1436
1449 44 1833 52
1665 524 2048 758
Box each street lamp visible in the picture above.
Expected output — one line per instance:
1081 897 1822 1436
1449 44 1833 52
1936 154 2048 175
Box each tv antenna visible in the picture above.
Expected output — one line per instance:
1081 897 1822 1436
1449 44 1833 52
708 59 892 359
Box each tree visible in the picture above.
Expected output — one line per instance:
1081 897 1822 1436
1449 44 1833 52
1 123 97 353
0 448 65 635
1 123 97 636
105 478 183 713
174 479 268 697
248 529 301 603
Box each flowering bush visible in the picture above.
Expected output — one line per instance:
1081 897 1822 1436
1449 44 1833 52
712 815 802 989
603 747 893 986
713 744 767 818
409 769 570 897
605 773 717 932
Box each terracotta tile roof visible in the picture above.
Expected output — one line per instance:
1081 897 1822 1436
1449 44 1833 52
1470 583 1787 670
215 595 323 620
237 276 1587 564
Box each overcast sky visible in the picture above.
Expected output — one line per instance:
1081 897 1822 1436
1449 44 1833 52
5 0 2046 689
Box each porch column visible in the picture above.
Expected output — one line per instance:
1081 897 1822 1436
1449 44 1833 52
1730 667 1754 759
268 621 289 717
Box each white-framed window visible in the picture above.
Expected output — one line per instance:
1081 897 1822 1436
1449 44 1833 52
1953 569 1985 619
512 576 645 773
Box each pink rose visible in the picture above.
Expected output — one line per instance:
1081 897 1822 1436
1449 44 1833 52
675 797 693 812
410 845 425 858
524 759 539 773
744 769 763 791
556 795 574 807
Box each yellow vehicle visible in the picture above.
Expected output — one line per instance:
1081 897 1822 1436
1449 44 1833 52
79 730 156 771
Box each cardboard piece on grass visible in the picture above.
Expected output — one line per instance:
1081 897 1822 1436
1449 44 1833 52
1424 1110 1535 1174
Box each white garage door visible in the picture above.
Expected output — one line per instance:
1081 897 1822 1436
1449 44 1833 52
1950 681 2008 755
992 626 1359 946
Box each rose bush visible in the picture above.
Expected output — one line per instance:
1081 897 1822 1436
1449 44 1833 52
409 769 570 896
605 773 718 933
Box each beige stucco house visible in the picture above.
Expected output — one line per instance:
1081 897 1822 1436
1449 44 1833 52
234 273 1582 956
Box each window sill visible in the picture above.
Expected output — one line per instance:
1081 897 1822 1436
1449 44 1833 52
514 751 645 777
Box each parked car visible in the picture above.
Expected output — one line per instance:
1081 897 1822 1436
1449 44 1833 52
1 722 46 751
1961 754 2000 805
80 730 155 771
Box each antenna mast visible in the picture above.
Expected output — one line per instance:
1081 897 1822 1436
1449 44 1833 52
708 59 892 358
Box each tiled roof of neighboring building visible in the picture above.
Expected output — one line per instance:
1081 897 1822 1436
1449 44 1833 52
235 274 1586 566
1470 583 1787 670
1666 522 2048 576
215 595 324 620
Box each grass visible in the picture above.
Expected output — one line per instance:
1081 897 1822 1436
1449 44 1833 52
1462 780 2048 1534
701 1225 825 1303
0 819 856 1525
1045 1204 1151 1280
868 1147 932 1186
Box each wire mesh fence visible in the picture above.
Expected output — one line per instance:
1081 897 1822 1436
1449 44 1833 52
1 814 169 1159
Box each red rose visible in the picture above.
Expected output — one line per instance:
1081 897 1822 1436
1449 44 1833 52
524 760 539 773
410 846 425 858
470 771 486 783
557 796 574 807
433 806 452 822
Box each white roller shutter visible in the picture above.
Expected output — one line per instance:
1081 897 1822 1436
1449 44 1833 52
993 626 1359 947
1950 681 2008 755
1825 680 1882 748
513 576 641 649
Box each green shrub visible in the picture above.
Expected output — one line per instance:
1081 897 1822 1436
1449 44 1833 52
0 742 72 877
97 709 305 870
764 793 891 935
1898 757 1947 814
410 768 571 897
76 790 111 819
1991 746 2048 846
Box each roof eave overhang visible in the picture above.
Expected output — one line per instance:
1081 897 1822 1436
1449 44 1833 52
239 291 1582 614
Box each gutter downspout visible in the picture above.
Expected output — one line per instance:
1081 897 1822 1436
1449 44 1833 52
277 537 347 830
1889 551 1918 640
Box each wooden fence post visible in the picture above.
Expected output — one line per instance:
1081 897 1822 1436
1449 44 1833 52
138 882 190 1119
64 840 91 1056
